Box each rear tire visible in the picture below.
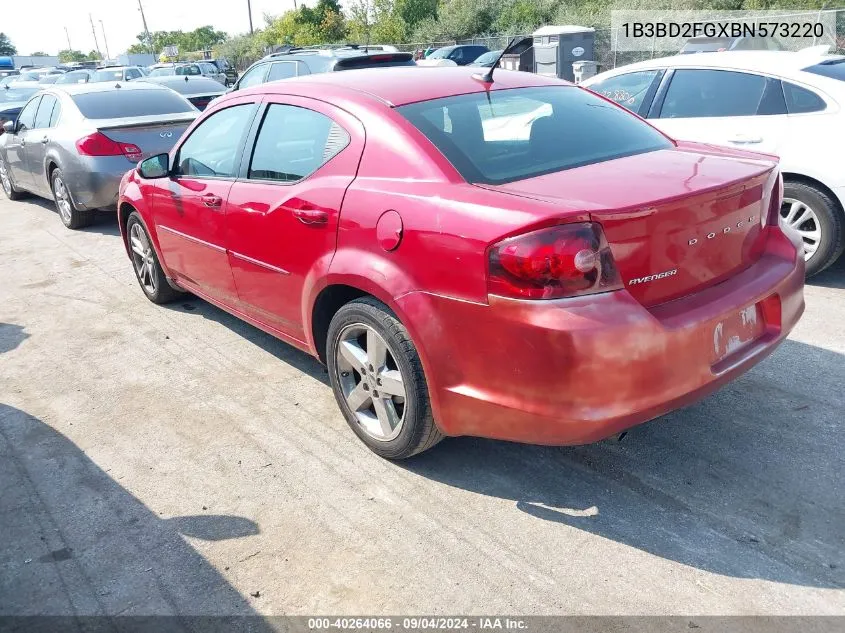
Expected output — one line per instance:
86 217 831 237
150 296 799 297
0 157 27 201
327 297 444 459
126 212 182 304
52 168 93 230
781 181 844 277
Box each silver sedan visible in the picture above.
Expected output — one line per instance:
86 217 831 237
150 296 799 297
0 82 198 229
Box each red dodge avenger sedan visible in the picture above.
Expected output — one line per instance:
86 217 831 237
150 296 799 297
118 67 805 459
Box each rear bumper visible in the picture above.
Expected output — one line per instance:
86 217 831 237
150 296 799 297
398 227 805 445
65 156 134 210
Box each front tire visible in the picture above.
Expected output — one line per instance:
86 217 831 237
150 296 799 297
781 181 844 277
52 168 93 229
126 212 182 304
327 297 444 459
0 157 26 201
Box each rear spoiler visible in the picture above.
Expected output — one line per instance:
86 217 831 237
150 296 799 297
91 112 198 130
333 53 414 70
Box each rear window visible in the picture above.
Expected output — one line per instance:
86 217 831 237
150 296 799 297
333 53 415 71
91 69 124 82
397 86 671 185
0 86 39 103
71 89 194 119
802 58 845 82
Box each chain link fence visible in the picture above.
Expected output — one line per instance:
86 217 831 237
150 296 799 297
398 8 845 72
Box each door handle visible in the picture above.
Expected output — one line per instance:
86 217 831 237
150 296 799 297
728 134 763 145
40 137 49 145
201 193 222 208
292 208 329 225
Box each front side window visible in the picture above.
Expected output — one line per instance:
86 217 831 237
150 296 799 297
588 70 662 114
248 104 349 182
33 94 57 129
177 104 256 178
237 64 268 89
783 81 826 114
660 69 784 118
16 97 41 131
398 86 671 185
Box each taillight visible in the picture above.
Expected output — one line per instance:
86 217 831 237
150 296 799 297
487 222 623 300
76 132 142 162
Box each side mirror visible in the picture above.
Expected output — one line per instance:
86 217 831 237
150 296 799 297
2 120 15 134
137 153 170 179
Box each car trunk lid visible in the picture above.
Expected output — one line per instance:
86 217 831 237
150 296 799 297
93 113 196 160
478 145 779 307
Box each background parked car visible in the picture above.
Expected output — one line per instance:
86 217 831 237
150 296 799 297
148 63 202 78
0 82 41 132
38 75 61 85
425 45 490 66
206 58 238 86
0 82 198 228
90 66 146 83
680 36 786 54
55 70 94 84
230 48 415 92
196 61 227 85
583 50 845 276
18 68 64 82
468 50 503 67
140 76 226 110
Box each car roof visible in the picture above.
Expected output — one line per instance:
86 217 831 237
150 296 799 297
235 66 564 107
589 50 843 80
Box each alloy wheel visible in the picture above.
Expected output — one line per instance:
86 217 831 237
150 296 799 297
0 160 12 196
129 223 158 295
780 197 821 261
334 324 407 441
53 176 73 224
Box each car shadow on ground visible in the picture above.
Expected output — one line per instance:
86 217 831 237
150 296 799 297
0 403 274 629
0 322 29 354
400 338 845 590
19 197 121 237
166 297 330 386
806 255 845 290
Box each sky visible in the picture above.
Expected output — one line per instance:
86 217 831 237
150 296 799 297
3 0 311 58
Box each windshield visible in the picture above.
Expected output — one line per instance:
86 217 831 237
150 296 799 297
91 69 125 82
0 86 40 104
428 48 453 59
398 86 672 185
473 51 500 64
149 67 175 76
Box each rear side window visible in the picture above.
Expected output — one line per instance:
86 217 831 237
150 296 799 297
588 70 662 114
17 97 40 130
398 86 671 185
660 69 784 118
248 104 349 182
71 90 194 119
783 82 826 113
802 59 845 82
267 62 297 81
33 94 57 128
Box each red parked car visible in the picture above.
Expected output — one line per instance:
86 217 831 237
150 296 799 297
117 67 805 459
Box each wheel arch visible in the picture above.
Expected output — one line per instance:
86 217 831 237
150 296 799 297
781 172 845 218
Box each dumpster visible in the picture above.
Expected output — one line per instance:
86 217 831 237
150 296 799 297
572 60 599 84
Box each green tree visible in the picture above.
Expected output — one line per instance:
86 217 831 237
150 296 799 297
0 32 16 56
58 49 87 63
30 51 49 57
127 26 228 55
86 50 100 61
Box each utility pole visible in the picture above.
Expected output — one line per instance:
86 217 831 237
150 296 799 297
99 20 110 59
247 0 254 34
64 27 72 50
137 0 154 55
89 14 102 58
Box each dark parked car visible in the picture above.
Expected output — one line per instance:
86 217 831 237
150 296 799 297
139 76 226 110
468 50 503 67
0 82 198 228
426 45 490 66
680 36 786 53
230 47 415 92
